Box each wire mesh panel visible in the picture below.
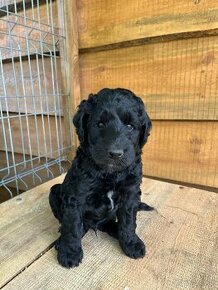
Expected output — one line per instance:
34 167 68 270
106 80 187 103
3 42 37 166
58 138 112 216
0 0 71 201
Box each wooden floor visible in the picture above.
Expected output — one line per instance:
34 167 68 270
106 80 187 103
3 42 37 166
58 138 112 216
0 176 217 290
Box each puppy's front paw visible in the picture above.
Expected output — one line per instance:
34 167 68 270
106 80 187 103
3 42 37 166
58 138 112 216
57 246 83 268
121 235 146 259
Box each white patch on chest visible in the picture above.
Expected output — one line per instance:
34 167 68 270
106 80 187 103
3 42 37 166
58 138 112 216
107 190 114 210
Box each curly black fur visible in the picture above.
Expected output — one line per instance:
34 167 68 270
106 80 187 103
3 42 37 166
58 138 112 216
49 88 153 268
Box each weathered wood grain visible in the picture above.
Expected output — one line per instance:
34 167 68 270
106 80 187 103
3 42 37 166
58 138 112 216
0 114 65 158
60 0 81 158
80 36 218 121
0 58 63 115
143 121 218 188
77 0 218 49
0 175 63 288
1 117 218 187
1 177 217 290
0 1 59 60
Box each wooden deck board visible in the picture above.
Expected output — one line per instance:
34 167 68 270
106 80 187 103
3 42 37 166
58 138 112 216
0 176 63 288
0 176 217 289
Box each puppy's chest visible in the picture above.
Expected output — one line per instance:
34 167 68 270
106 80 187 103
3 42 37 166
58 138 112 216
86 189 118 211
84 185 119 221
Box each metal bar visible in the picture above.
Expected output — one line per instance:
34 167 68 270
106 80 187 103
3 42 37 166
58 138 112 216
23 0 40 160
0 1 19 194
0 49 19 194
50 0 64 160
0 68 12 197
47 0 62 173
0 45 61 59
0 93 66 99
0 0 69 199
0 155 40 172
0 148 70 173
0 111 61 118
36 0 53 178
0 6 62 32
8 0 27 193
0 156 68 187
0 30 60 50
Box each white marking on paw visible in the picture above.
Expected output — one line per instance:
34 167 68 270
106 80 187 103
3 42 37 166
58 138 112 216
107 190 114 210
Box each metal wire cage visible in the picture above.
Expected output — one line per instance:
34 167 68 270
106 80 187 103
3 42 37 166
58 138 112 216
0 0 72 201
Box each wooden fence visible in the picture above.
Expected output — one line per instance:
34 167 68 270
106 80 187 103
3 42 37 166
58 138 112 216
1 0 217 194
76 0 218 188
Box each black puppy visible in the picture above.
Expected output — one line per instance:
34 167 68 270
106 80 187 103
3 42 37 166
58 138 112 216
49 88 153 268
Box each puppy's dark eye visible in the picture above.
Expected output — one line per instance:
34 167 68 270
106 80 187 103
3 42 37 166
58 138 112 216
127 124 134 131
97 122 105 128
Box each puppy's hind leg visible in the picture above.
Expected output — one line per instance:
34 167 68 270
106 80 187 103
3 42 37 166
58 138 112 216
138 202 154 212
98 220 118 239
49 184 64 251
49 184 63 223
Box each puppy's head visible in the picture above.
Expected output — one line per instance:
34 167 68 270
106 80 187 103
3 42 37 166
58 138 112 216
73 88 151 172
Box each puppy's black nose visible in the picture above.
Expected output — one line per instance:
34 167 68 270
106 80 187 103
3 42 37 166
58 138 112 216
109 149 124 159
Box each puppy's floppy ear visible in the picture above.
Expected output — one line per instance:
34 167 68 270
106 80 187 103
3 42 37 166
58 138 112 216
135 96 152 148
73 96 92 143
140 111 152 148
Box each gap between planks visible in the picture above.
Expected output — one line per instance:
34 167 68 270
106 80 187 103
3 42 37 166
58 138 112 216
0 242 56 290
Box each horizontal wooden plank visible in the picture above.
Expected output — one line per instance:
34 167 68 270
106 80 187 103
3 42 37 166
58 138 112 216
78 0 218 49
0 58 64 115
0 1 59 61
0 175 63 288
2 119 216 188
0 114 66 158
1 177 217 289
143 121 218 188
80 36 218 120
1 121 217 189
